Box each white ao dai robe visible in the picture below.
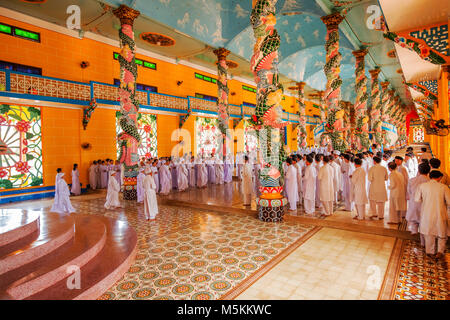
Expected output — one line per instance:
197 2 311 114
143 174 158 219
285 165 298 210
51 173 75 214
104 173 122 209
71 169 81 195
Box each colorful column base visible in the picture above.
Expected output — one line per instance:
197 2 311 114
123 179 137 200
257 197 288 222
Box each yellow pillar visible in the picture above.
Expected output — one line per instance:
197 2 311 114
437 65 449 174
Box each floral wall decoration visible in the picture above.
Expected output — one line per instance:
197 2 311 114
116 112 157 160
244 119 258 153
196 116 220 157
82 98 97 130
0 104 43 189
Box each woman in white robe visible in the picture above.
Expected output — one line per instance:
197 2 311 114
242 157 253 206
178 161 189 192
151 161 159 193
285 159 298 211
89 161 97 190
137 168 145 203
51 170 75 214
197 160 208 188
159 162 172 195
215 160 224 185
143 169 158 220
104 172 123 209
188 158 196 187
71 164 81 196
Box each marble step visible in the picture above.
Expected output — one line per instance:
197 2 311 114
0 210 40 257
4 215 107 300
22 216 138 300
0 212 75 279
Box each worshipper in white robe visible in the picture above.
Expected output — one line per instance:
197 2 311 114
242 156 253 206
314 154 323 208
151 160 159 193
395 156 409 217
318 156 335 216
89 161 97 190
137 168 145 203
418 147 432 162
188 157 196 187
224 156 233 183
341 154 352 211
285 158 298 212
351 158 368 220
429 158 450 187
367 156 388 220
170 159 179 190
406 163 430 234
387 162 407 224
404 154 415 178
236 152 243 180
329 156 340 205
292 156 302 205
198 160 208 188
159 160 172 195
215 159 224 185
51 169 75 214
207 158 216 184
414 170 450 259
178 160 189 191
104 171 123 209
143 169 158 220
100 161 108 189
411 153 419 177
114 160 122 187
302 155 316 215
70 163 81 196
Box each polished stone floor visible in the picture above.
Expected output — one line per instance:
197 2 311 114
1 180 448 300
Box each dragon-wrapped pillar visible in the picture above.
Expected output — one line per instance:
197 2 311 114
113 5 141 200
369 68 382 146
352 48 370 151
250 0 288 222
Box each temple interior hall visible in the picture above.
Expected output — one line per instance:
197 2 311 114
0 0 449 301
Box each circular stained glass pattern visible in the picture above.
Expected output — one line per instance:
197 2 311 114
210 281 231 291
132 288 155 300
207 265 225 274
239 262 257 271
226 271 245 280
117 281 138 292
174 269 193 277
154 277 176 288
172 284 194 295
139 271 159 281
192 292 214 300
191 260 207 268
191 274 211 283
158 263 177 271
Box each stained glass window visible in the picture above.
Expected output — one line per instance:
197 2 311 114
116 112 157 159
0 104 43 189
244 119 258 153
196 116 220 157
413 126 424 143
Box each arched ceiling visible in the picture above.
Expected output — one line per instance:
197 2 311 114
0 0 412 106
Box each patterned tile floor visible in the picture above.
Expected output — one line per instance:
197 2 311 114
1 186 448 300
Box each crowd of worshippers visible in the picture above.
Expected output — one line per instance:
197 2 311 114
282 145 450 259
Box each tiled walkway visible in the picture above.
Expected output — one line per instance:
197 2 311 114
1 182 448 300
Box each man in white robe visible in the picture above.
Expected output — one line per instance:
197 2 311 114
395 156 409 217
414 170 450 258
302 155 316 215
318 156 335 216
89 161 97 190
292 156 303 206
341 154 352 211
242 156 253 206
104 171 123 209
51 169 75 214
285 158 298 212
406 163 430 234
387 162 407 224
143 169 158 220
418 147 432 163
351 158 368 220
137 165 145 203
71 164 81 196
314 154 323 209
329 155 340 205
159 160 172 195
404 154 415 178
368 156 388 220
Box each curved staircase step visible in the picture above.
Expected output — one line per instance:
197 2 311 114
23 216 137 300
4 215 107 300
0 212 75 280
0 210 40 256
